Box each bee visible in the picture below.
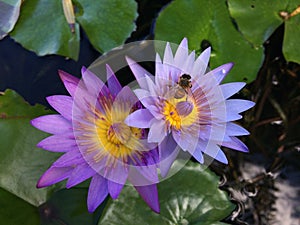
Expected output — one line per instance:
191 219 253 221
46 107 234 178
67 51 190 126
174 74 193 99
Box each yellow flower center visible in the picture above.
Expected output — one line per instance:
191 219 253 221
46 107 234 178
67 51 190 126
163 101 181 130
79 99 143 165
163 97 198 130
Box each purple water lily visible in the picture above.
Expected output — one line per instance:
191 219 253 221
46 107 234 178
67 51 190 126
125 38 255 177
31 65 160 213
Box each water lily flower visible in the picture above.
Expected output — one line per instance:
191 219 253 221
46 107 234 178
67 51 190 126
125 38 255 177
31 65 160 213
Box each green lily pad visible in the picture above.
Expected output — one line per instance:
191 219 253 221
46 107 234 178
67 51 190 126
283 8 300 63
0 0 21 40
228 0 300 63
155 0 263 83
76 0 138 53
10 0 80 60
0 89 62 206
0 187 40 225
98 161 235 225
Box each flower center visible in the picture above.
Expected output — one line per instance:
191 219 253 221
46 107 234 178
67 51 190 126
163 97 198 130
163 100 181 130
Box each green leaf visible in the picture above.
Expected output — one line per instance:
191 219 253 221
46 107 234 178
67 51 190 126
10 0 80 60
283 6 300 63
0 89 62 206
98 161 235 225
228 0 285 46
0 0 21 40
155 0 263 83
76 0 138 53
0 187 40 225
228 0 300 63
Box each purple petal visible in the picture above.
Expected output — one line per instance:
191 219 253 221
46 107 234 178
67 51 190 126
208 63 234 84
46 95 73 121
191 149 204 164
37 134 77 152
125 109 154 128
148 119 167 143
220 82 246 99
58 70 80 97
66 163 96 188
87 174 108 213
104 161 129 186
226 122 250 136
182 50 195 73
107 180 125 199
81 67 109 98
114 86 138 109
134 184 160 213
174 38 189 67
191 47 210 78
37 166 73 188
221 136 249 152
31 115 72 134
126 57 153 90
106 64 122 95
176 101 193 117
163 42 174 67
52 149 85 167
172 129 199 152
158 134 180 177
201 143 228 164
226 99 255 114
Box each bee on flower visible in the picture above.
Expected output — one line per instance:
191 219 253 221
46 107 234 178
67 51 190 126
125 38 255 177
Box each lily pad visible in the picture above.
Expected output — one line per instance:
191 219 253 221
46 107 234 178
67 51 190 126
283 8 300 63
228 0 300 63
155 0 263 83
0 0 21 40
0 89 62 206
10 0 80 60
98 161 235 225
76 0 138 53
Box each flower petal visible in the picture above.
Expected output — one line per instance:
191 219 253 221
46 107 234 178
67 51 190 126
46 95 73 121
201 143 228 164
134 184 160 213
52 149 85 167
125 109 154 128
226 122 250 136
126 57 153 90
220 82 246 99
174 38 188 67
81 66 109 98
191 47 211 78
158 134 180 177
87 174 108 213
208 63 234 84
107 180 125 199
106 64 122 95
58 70 80 97
148 119 167 143
221 136 249 152
66 163 96 188
226 99 255 113
31 115 72 134
37 166 73 188
37 134 77 152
